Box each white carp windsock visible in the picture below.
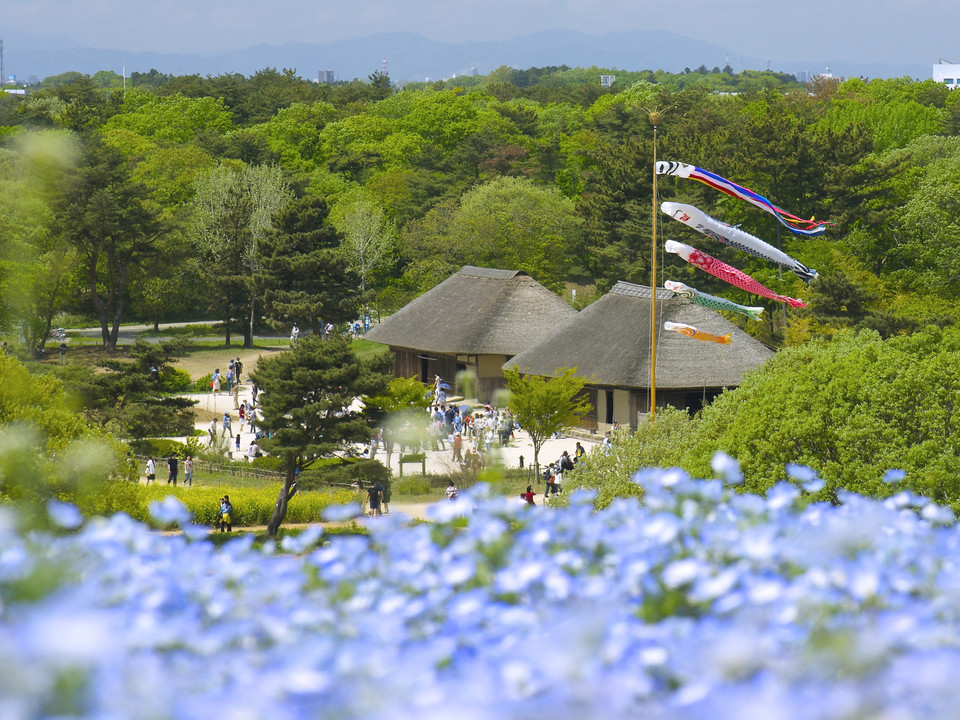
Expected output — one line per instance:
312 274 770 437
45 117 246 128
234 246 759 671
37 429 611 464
663 321 731 345
664 280 763 321
665 240 807 308
661 201 818 284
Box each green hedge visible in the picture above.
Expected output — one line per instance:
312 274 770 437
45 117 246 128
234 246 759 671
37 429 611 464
297 459 392 493
160 367 194 392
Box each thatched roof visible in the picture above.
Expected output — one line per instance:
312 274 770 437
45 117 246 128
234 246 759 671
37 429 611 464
366 266 579 355
504 281 774 389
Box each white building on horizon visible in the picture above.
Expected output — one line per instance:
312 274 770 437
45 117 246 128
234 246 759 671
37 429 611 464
933 62 960 88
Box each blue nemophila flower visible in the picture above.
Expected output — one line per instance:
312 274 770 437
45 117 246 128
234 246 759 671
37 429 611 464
323 503 362 522
883 469 907 484
785 463 816 483
280 526 324 553
7 464 960 717
148 496 192 526
47 499 84 529
711 451 743 485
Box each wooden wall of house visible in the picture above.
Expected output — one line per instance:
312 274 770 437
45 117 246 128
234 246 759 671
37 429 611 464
388 348 458 390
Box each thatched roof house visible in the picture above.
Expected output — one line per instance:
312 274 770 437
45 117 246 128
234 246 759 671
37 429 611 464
504 282 774 431
366 266 579 402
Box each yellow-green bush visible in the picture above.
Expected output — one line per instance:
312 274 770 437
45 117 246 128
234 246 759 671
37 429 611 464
392 477 431 495
137 485 360 526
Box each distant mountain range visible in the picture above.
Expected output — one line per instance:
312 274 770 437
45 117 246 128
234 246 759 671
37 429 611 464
2 28 931 85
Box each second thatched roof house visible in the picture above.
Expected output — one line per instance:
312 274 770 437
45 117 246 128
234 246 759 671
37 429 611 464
366 266 579 401
504 281 774 432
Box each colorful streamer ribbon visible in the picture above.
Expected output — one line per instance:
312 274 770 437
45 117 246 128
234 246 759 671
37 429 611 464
665 240 807 308
664 280 763 321
664 321 732 345
656 161 833 237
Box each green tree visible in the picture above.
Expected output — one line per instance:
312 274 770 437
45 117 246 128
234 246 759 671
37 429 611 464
55 138 167 351
257 194 362 334
0 130 81 354
331 196 396 318
192 162 292 346
249 336 392 537
0 353 124 526
65 337 197 439
402 176 579 292
502 366 592 477
565 406 695 509
685 327 960 509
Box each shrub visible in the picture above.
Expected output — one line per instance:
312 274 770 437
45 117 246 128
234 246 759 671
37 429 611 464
392 477 431 495
137 485 358 527
75 477 148 520
159 367 194 393
297 459 392 493
251 455 285 472
195 373 213 392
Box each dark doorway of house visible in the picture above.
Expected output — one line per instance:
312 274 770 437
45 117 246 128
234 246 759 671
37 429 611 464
685 392 704 415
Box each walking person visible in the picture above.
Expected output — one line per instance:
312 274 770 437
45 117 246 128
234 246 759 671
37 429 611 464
222 411 232 438
145 456 156 485
208 417 218 442
452 432 463 465
218 496 233 532
238 403 246 433
167 454 179 486
234 358 243 384
211 368 221 396
184 455 194 487
367 482 382 517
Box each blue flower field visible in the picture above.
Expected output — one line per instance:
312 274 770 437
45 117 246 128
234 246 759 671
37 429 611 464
3 457 960 719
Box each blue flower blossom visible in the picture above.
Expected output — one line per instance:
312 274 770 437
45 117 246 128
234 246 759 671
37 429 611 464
47 499 83 529
148 496 192 526
711 451 743 485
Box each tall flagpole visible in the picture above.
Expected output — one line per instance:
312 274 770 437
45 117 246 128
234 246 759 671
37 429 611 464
650 121 658 421
645 108 664 421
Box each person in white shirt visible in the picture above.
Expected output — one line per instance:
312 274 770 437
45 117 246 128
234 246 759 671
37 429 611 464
145 456 156 484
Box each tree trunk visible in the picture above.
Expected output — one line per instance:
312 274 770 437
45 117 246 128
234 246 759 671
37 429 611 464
267 470 298 538
246 292 255 348
106 263 129 353
224 315 232 347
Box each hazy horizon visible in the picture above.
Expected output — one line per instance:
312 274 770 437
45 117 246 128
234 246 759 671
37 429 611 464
2 0 955 71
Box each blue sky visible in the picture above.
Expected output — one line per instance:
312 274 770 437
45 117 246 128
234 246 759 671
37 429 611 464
2 0 954 68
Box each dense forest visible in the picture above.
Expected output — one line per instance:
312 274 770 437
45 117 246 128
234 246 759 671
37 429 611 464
2 63 959 352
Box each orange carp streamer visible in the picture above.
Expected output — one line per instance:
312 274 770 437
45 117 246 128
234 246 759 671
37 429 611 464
663 321 732 345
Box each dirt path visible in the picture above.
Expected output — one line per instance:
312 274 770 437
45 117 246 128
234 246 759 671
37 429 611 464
173 345 289 381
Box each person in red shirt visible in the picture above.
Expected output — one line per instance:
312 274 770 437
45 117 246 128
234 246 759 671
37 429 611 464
520 485 536 505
